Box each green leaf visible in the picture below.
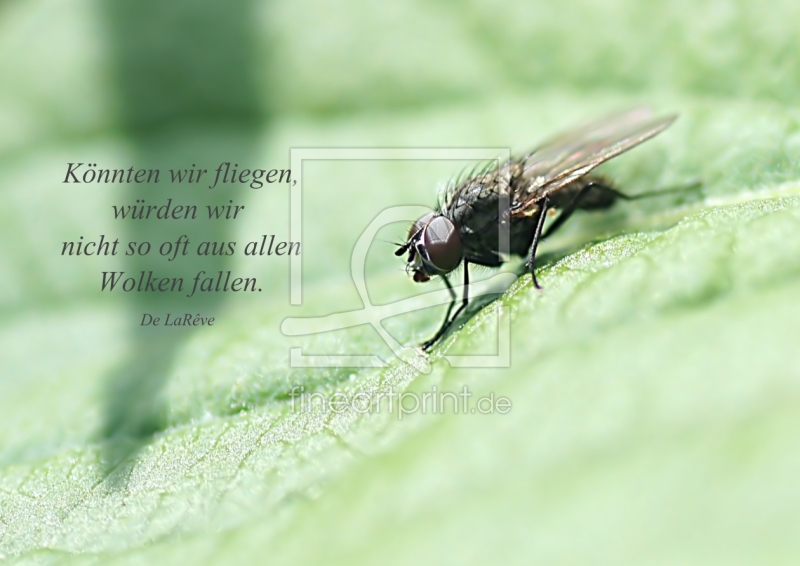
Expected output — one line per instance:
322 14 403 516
2 0 800 563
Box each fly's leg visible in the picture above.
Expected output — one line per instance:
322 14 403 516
542 185 594 238
422 275 455 351
615 180 703 201
421 261 470 351
543 180 703 239
526 196 550 289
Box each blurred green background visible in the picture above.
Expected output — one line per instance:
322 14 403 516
2 0 800 563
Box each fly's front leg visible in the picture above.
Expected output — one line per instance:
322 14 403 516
526 196 549 289
421 261 470 351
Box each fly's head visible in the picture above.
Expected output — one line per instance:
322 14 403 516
395 212 463 282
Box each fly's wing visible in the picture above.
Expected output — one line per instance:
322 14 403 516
510 108 676 216
529 107 655 154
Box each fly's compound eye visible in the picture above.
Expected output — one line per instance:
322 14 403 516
395 212 436 258
421 216 462 273
408 212 436 241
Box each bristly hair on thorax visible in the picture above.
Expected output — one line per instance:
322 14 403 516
436 157 513 214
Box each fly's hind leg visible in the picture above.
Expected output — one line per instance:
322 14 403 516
612 180 703 202
529 181 637 285
542 180 701 238
527 180 702 291
542 180 702 239
542 182 604 238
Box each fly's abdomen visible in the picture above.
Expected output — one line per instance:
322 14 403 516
443 164 542 263
547 176 618 210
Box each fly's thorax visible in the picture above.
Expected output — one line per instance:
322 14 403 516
442 162 521 235
443 169 541 262
456 210 540 261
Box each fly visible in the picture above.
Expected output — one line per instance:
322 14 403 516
396 107 693 351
